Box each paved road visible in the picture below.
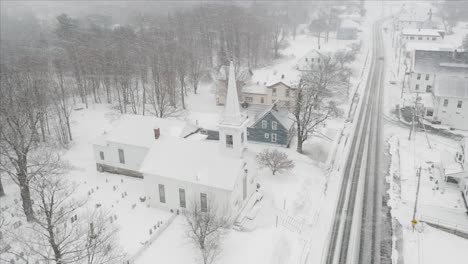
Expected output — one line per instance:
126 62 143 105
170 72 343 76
324 17 387 264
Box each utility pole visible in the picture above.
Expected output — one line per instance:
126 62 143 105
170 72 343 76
412 166 422 231
408 93 418 140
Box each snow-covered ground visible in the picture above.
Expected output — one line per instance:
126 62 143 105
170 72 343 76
381 4 468 263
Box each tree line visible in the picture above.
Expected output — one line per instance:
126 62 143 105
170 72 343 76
0 2 312 263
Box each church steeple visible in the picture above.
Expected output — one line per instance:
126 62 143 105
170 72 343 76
218 61 248 158
221 61 243 126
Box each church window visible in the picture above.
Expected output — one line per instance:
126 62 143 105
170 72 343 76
99 151 105 160
200 193 207 212
159 184 166 203
118 149 125 164
179 188 186 208
226 135 233 148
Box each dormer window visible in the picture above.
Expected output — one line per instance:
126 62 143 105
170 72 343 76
226 135 233 148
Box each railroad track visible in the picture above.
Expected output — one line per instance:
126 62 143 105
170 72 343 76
324 17 387 264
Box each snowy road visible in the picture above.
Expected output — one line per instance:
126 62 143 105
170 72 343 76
324 17 387 264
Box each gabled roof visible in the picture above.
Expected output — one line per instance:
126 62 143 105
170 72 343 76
140 138 244 191
412 50 468 75
267 81 293 90
433 76 468 99
246 103 294 130
96 115 193 148
242 83 268 95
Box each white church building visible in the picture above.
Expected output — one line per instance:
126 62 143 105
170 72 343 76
93 62 257 218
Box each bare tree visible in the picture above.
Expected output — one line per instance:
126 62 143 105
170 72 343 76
291 54 345 153
184 199 230 264
16 156 125 264
256 149 295 175
309 18 327 48
0 64 44 221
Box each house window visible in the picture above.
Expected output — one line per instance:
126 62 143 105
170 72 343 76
317 58 321 63
426 85 432 93
410 36 415 40
118 149 125 164
425 74 429 80
272 88 277 96
418 36 422 40
416 74 421 80
311 58 314 62
158 184 166 203
305 58 308 62
443 99 449 107
200 193 207 212
271 133 277 143
286 90 290 97
261 97 264 104
264 133 269 139
262 120 267 129
432 37 436 40
241 132 244 143
99 151 105 161
226 135 233 148
415 84 420 90
426 109 434 117
245 97 253 103
179 188 186 208
272 121 278 130
457 100 463 108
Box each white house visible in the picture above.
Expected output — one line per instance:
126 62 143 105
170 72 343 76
92 115 195 178
408 50 468 94
425 76 468 130
400 28 442 46
141 62 257 219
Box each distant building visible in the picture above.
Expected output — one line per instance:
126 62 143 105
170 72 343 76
400 28 442 45
296 49 336 72
408 50 468 94
336 19 359 40
424 76 468 130
245 104 295 147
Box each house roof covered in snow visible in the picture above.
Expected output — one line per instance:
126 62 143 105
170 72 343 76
242 82 268 95
413 50 468 75
140 138 244 191
98 115 194 148
433 76 468 99
401 28 441 37
245 103 294 129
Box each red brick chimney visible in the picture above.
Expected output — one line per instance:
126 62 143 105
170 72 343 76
154 128 160 139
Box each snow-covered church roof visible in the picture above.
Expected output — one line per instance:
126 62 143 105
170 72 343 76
140 138 244 190
94 115 195 148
